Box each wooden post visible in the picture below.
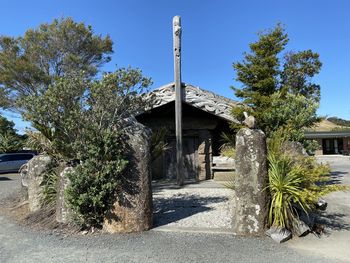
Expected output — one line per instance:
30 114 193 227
173 16 183 186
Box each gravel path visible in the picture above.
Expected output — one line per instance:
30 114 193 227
0 215 340 263
153 180 233 230
0 173 20 201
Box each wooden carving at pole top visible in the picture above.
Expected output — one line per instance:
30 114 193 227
173 16 181 57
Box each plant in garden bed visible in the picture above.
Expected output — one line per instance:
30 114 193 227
220 132 236 159
150 127 169 162
23 70 151 228
267 133 350 232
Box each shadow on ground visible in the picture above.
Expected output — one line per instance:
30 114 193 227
0 177 12 181
153 194 229 227
326 170 348 185
316 212 350 231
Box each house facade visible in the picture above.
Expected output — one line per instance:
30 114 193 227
305 119 350 155
136 82 239 181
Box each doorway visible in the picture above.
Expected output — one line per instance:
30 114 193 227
164 136 198 180
322 138 344 154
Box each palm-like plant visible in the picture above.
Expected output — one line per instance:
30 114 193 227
267 153 309 229
150 127 169 161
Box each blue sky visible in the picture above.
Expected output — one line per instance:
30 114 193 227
1 0 349 133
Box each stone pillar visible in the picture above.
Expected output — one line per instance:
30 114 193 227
19 163 29 201
197 130 212 181
56 167 74 223
233 128 268 236
27 155 52 212
103 120 153 233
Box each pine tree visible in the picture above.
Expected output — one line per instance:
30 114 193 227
232 24 322 138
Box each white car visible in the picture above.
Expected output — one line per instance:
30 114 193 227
0 153 35 173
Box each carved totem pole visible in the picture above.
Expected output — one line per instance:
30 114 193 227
173 16 184 186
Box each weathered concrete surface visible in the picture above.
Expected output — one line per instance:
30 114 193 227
233 128 268 236
104 120 153 233
56 167 74 223
27 155 52 212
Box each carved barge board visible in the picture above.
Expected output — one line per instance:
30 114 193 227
146 83 240 124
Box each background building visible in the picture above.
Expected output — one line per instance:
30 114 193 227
305 119 350 155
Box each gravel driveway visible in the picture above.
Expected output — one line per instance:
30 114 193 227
0 165 348 263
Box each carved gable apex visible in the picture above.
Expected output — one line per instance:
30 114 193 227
146 82 239 122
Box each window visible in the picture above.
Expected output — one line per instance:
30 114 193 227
0 154 34 162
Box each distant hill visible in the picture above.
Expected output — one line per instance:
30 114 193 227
307 119 343 132
327 117 350 127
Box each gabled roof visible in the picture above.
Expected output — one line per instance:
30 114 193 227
145 82 239 122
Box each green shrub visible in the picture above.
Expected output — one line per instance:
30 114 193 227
20 69 151 228
0 132 24 153
150 127 169 161
65 129 128 228
220 132 236 159
267 134 350 231
221 147 236 159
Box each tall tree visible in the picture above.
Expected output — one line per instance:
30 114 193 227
232 24 322 138
0 17 113 110
0 115 25 152
281 50 322 101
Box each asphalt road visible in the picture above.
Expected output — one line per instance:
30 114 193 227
0 159 349 263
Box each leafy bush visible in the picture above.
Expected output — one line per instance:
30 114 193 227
220 132 236 159
65 127 128 227
267 134 349 231
150 127 169 161
25 130 62 159
41 166 60 205
21 69 151 227
0 132 24 153
0 18 151 229
66 152 127 227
